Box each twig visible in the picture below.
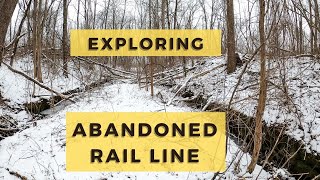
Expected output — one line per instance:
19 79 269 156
311 174 320 180
255 125 286 179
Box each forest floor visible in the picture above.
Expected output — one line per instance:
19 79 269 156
0 55 319 179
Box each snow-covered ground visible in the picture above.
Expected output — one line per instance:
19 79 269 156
0 56 103 106
0 56 106 124
2 55 318 179
172 56 320 154
0 81 272 179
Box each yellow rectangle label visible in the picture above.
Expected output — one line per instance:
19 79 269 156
70 30 221 56
66 112 226 171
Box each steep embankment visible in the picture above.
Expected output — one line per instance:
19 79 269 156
162 56 320 179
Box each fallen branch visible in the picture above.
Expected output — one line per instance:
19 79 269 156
0 127 19 132
5 168 27 180
140 66 196 88
167 64 225 106
75 57 135 78
167 77 192 105
311 174 320 180
140 65 183 80
2 61 75 103
1 115 17 128
294 54 319 59
24 78 110 114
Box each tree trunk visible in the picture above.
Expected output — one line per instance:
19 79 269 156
313 0 319 54
62 0 68 77
0 0 18 64
10 0 32 66
173 0 178 29
33 0 43 83
226 0 236 74
309 0 314 54
247 0 266 173
77 0 80 29
299 15 303 54
161 0 166 29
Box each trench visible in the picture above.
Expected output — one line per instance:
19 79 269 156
180 92 320 179
24 78 111 114
1 78 112 141
18 79 320 179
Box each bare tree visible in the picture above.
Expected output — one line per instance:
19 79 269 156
226 0 236 74
247 0 266 173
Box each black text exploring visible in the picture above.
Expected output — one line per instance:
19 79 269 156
88 37 203 51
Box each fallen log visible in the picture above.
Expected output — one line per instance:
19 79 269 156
24 78 110 114
5 168 27 180
75 57 135 78
2 61 75 103
140 66 196 88
140 65 183 80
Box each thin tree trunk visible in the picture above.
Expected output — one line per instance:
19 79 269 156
93 0 97 29
120 0 127 29
299 15 303 54
10 0 32 66
77 0 80 29
247 0 266 173
313 0 319 54
33 0 39 82
226 0 236 74
166 0 170 29
173 0 178 29
62 0 68 77
309 0 314 54
37 0 43 82
161 0 166 29
104 0 110 29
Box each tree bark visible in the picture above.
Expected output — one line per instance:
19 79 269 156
0 0 18 64
62 0 68 77
308 0 314 54
313 0 319 54
10 0 32 66
247 0 266 173
33 0 43 83
226 0 236 74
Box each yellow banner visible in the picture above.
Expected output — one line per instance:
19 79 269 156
66 112 226 171
70 30 221 56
